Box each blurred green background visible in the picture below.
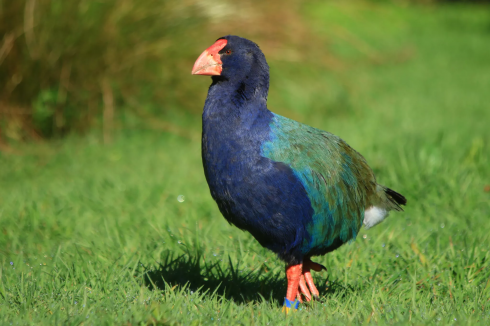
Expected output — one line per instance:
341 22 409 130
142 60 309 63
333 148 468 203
0 0 486 144
1 0 490 325
1 0 337 142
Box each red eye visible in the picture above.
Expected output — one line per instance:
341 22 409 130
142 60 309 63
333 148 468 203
226 50 232 55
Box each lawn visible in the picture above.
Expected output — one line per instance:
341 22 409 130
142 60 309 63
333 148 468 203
1 3 490 325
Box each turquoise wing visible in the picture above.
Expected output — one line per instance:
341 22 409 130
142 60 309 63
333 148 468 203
261 113 378 253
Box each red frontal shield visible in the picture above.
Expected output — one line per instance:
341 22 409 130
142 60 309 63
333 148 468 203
192 39 228 76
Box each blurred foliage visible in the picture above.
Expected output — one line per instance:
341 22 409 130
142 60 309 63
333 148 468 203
1 0 208 141
0 0 488 144
0 0 323 143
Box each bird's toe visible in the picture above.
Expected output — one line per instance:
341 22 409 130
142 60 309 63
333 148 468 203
298 275 312 302
305 259 327 272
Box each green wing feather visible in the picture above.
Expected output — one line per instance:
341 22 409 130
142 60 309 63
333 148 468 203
261 113 379 253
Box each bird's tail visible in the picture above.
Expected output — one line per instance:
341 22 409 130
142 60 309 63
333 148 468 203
383 187 407 211
364 186 407 229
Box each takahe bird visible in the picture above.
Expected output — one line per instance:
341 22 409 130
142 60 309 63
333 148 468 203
191 35 406 311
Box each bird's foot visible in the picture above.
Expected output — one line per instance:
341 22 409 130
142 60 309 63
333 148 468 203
283 258 326 312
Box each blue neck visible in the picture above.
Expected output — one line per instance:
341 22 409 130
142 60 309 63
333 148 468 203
201 73 273 165
203 63 270 124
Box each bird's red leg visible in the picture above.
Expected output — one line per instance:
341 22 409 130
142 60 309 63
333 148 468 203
303 258 327 300
285 264 302 301
284 260 326 311
283 263 302 312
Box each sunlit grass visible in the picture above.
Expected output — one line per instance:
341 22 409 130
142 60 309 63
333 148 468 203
1 3 490 325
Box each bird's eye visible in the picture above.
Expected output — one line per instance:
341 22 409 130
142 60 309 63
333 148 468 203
226 50 232 55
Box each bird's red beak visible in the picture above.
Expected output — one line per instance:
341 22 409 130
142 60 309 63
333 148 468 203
191 39 228 76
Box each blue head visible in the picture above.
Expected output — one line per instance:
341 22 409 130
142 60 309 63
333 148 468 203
192 35 270 102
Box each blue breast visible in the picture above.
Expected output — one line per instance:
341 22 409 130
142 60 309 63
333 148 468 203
202 102 316 264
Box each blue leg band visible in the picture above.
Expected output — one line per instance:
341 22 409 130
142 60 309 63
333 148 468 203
283 297 300 310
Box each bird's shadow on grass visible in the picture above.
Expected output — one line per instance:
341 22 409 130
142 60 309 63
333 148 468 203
141 250 356 305
141 250 285 305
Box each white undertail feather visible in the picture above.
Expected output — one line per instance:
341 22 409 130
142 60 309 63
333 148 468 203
363 206 388 229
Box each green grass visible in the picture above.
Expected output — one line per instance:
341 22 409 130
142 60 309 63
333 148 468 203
1 3 490 325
